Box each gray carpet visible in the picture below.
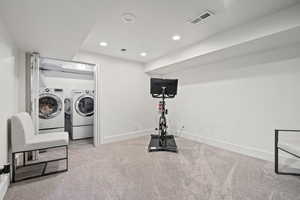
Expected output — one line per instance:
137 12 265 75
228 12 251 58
4 136 300 200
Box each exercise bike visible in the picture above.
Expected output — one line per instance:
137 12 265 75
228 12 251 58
148 78 178 153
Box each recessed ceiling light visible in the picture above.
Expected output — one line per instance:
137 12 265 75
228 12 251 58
172 35 181 41
140 52 147 57
121 13 136 23
99 42 108 47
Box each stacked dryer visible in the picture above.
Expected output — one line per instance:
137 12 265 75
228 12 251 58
69 90 95 140
39 88 65 133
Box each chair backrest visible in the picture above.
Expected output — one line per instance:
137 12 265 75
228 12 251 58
11 112 35 152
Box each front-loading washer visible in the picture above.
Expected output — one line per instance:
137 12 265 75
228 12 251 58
70 90 94 139
39 88 65 133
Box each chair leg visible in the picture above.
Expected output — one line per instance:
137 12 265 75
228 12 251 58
275 130 279 174
23 152 26 167
12 153 15 183
66 145 69 171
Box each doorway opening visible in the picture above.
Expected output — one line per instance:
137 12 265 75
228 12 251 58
27 53 100 148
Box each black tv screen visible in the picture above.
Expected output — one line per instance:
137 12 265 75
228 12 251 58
150 78 178 97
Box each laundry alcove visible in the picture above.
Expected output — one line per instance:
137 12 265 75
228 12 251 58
25 52 100 147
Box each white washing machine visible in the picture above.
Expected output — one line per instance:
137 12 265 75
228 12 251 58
39 88 65 133
71 90 94 139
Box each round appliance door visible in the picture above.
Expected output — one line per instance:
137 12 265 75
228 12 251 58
75 95 94 117
39 93 62 119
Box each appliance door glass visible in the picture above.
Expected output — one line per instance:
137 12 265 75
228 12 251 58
76 95 94 117
39 94 62 119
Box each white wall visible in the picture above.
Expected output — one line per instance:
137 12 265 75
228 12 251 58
41 72 95 98
0 17 19 167
16 51 26 112
74 52 156 142
0 15 19 199
166 57 300 161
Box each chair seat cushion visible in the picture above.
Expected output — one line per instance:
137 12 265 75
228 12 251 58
13 132 69 153
278 142 300 156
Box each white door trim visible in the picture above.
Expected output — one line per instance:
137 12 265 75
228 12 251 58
30 54 102 147
93 64 102 146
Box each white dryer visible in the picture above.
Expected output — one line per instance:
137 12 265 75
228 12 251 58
39 88 65 133
71 90 94 139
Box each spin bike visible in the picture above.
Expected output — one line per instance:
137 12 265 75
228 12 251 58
148 78 178 153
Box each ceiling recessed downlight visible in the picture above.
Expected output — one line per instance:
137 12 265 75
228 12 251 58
99 42 108 47
121 13 136 23
140 52 147 57
172 35 181 41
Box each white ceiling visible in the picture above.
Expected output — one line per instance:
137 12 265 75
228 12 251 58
81 0 298 62
0 0 298 62
0 0 103 59
145 3 300 74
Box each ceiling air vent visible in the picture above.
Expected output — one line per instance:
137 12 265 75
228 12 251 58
189 10 214 24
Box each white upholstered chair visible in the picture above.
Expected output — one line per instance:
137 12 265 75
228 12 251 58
11 112 69 182
275 129 300 176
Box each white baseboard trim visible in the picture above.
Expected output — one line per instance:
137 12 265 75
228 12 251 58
0 174 9 200
103 128 154 144
180 131 300 165
181 131 274 162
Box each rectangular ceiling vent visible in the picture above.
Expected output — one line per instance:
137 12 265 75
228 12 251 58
189 10 214 24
